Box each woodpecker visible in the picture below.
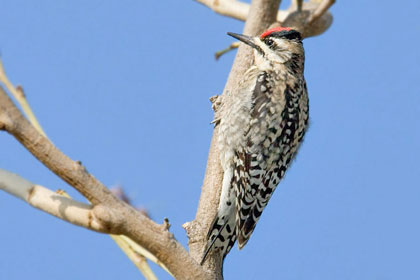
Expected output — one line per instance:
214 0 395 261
202 27 309 264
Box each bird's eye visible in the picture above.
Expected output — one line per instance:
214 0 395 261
265 39 274 47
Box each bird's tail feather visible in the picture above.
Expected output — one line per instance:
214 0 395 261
200 216 229 265
200 213 236 265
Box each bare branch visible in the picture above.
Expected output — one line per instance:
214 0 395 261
1 58 162 276
0 0 335 277
1 58 164 277
195 0 252 21
196 0 334 38
0 169 171 277
187 0 283 277
110 234 160 280
189 0 334 277
113 234 173 276
195 0 289 23
0 86 210 279
307 0 336 25
60 187 165 278
0 87 113 205
294 0 303 12
215 42 240 60
281 0 333 38
0 169 109 232
0 58 47 137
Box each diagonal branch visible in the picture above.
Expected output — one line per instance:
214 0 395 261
0 59 160 278
110 234 159 280
307 0 336 25
0 58 47 137
1 0 335 278
0 85 210 279
0 169 110 232
0 168 168 278
0 86 113 205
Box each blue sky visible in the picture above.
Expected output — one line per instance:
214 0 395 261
1 0 419 279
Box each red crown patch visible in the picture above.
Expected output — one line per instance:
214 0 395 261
260 27 292 38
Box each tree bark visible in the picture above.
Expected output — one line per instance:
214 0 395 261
0 0 335 278
186 0 283 278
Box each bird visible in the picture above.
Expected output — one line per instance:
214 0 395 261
201 26 309 264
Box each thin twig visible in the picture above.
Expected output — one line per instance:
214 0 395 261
110 235 158 280
0 58 47 137
215 42 240 60
116 235 173 276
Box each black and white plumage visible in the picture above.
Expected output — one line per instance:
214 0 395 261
201 27 309 264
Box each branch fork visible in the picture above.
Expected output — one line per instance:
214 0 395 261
0 0 335 278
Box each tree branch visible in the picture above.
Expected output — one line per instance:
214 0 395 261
0 169 111 232
109 234 160 280
186 0 283 277
0 86 210 279
0 58 47 137
307 0 336 25
0 59 162 278
0 87 112 206
0 168 170 278
1 0 335 277
195 0 254 21
188 0 334 277
196 0 334 38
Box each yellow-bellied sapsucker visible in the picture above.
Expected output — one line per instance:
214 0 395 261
202 27 309 264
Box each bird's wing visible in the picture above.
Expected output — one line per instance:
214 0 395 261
234 71 296 248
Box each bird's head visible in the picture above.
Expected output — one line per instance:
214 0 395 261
228 27 304 66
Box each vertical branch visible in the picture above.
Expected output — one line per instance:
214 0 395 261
187 0 282 277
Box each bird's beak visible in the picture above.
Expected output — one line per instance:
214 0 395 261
227 32 261 52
